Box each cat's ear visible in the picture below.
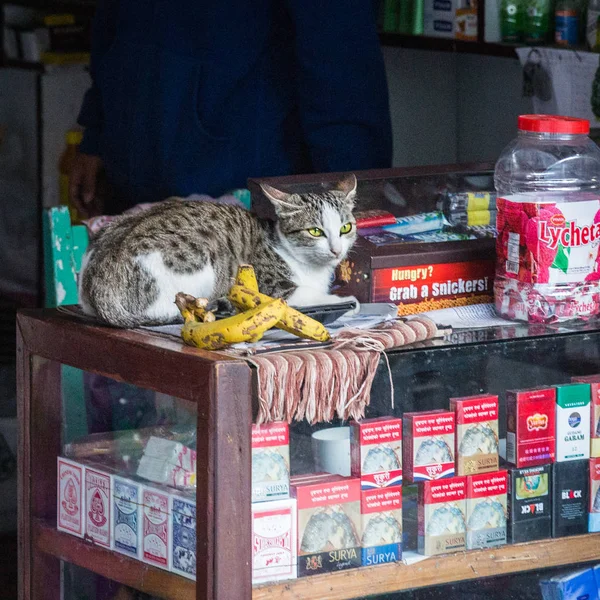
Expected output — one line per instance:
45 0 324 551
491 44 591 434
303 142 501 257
336 174 357 206
260 183 301 216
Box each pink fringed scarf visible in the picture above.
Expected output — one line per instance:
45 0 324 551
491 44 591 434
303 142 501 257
249 317 438 425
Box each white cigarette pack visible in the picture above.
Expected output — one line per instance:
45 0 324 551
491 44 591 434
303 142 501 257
57 457 84 538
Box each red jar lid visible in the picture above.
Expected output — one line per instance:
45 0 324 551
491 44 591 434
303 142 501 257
518 114 589 134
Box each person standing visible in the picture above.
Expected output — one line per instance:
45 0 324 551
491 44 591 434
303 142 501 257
70 0 393 216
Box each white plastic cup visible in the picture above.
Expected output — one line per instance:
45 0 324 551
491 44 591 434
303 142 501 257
311 427 351 476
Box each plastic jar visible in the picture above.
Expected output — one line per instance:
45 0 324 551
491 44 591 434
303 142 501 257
494 114 600 323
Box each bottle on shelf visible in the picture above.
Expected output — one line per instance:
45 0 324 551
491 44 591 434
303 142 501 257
555 0 581 46
500 0 523 42
587 0 600 48
523 0 552 42
58 129 83 224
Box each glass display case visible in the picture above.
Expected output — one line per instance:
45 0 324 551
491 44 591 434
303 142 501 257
18 163 600 600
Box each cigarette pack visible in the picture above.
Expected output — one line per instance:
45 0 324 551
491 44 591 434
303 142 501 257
113 475 142 559
506 387 556 468
141 486 171 570
360 487 402 566
170 492 197 580
572 375 600 457
57 457 84 538
552 460 589 538
252 422 290 503
84 465 112 548
291 473 361 577
540 568 597 600
251 498 297 584
555 383 591 462
351 417 402 490
589 457 600 532
507 464 552 543
465 471 507 550
418 476 466 556
143 436 197 472
137 455 196 489
403 411 455 483
450 394 499 476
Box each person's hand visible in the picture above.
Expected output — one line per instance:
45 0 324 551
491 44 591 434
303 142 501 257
69 153 104 218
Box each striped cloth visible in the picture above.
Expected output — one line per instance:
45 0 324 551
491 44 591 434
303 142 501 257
249 317 438 425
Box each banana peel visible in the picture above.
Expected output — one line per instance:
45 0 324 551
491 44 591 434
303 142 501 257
175 293 216 323
234 264 259 291
180 298 287 350
228 284 330 342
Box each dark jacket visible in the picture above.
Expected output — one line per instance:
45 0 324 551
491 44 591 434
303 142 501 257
78 0 392 212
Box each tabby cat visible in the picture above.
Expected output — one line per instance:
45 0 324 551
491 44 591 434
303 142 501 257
79 175 359 327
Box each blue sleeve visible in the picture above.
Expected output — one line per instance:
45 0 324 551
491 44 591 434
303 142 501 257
77 0 118 155
283 0 393 172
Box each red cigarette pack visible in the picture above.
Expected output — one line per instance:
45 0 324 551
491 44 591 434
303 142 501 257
403 410 455 483
506 387 556 468
450 394 499 475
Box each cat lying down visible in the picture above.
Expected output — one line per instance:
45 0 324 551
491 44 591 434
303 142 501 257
79 175 360 327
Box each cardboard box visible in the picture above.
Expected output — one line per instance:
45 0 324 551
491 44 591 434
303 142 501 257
141 486 171 570
506 387 556 468
507 464 552 543
418 476 466 555
450 394 499 475
589 457 600 532
113 475 142 559
351 417 402 490
424 0 458 38
84 465 112 548
552 460 589 537
292 474 361 577
251 498 297 584
57 457 84 538
252 422 290 503
555 383 591 462
540 568 597 600
465 471 507 549
170 492 197 580
572 375 600 457
361 487 402 566
403 411 455 483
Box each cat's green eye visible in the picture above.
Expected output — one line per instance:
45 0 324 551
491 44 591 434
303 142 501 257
308 227 324 237
340 222 353 235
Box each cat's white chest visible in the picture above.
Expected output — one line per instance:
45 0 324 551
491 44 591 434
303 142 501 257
290 262 332 293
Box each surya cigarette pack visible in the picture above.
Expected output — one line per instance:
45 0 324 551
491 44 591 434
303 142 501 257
57 457 84 538
589 457 600 532
554 383 591 462
360 487 402 566
251 498 297 584
418 476 466 556
572 375 600 457
141 486 171 570
506 387 556 468
551 460 589 537
170 492 197 580
351 417 402 490
403 411 455 483
465 471 507 549
252 422 290 503
291 474 361 577
507 464 552 543
450 394 499 476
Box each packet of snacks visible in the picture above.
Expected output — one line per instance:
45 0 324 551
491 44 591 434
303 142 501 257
572 375 600 457
450 394 499 476
403 410 455 483
495 192 600 323
291 473 361 577
351 417 402 490
418 476 467 556
465 471 507 550
251 422 290 503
